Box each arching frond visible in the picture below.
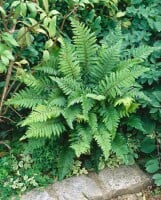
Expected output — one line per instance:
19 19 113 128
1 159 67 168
59 40 80 79
71 20 97 73
25 120 65 138
7 88 45 108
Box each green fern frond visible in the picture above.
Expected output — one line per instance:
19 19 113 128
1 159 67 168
25 120 65 138
131 45 159 60
81 95 94 120
67 91 82 107
94 125 111 160
36 65 58 75
116 58 143 71
101 107 120 138
59 40 80 79
91 42 121 82
48 89 67 107
25 138 46 153
17 68 43 90
70 126 92 157
58 147 75 180
62 106 81 129
112 134 132 164
127 115 145 132
99 69 135 98
99 66 147 98
88 113 98 133
103 24 122 47
51 77 82 95
35 53 58 75
21 105 62 126
71 19 97 72
7 88 45 108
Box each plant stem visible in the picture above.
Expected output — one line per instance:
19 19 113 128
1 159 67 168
0 61 14 116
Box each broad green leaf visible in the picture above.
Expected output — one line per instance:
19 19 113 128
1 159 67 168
45 39 53 49
43 50 50 61
43 17 51 28
3 50 14 61
140 138 155 153
116 11 125 18
0 6 6 16
152 173 161 186
49 16 57 37
17 27 27 46
36 28 47 35
1 55 9 65
49 10 60 16
20 2 27 17
0 43 8 55
27 2 37 18
2 33 19 47
145 159 159 173
25 32 34 46
0 62 7 73
42 0 49 12
11 1 20 8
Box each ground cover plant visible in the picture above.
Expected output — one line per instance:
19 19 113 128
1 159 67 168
0 0 161 198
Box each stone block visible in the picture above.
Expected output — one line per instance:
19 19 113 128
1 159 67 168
47 175 103 200
96 165 151 199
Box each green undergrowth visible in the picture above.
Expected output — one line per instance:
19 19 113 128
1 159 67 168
0 0 161 198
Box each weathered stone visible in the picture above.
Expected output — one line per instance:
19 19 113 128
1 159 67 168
21 190 55 200
96 165 151 199
20 165 151 200
47 175 103 200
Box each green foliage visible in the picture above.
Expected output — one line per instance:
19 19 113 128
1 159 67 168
119 0 161 186
0 150 53 199
1 0 161 193
8 20 152 180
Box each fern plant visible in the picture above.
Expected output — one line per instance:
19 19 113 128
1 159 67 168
8 20 154 179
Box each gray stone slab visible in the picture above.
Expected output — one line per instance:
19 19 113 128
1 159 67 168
96 165 151 199
20 165 151 200
21 190 55 200
47 175 103 200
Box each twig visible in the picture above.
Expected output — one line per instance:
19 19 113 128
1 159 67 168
60 5 79 32
3 82 22 115
0 61 14 115
8 106 23 119
0 116 16 123
0 141 11 150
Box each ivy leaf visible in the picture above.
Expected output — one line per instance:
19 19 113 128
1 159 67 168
145 159 159 173
152 173 161 186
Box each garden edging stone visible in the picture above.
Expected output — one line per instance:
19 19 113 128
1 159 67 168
21 165 151 200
